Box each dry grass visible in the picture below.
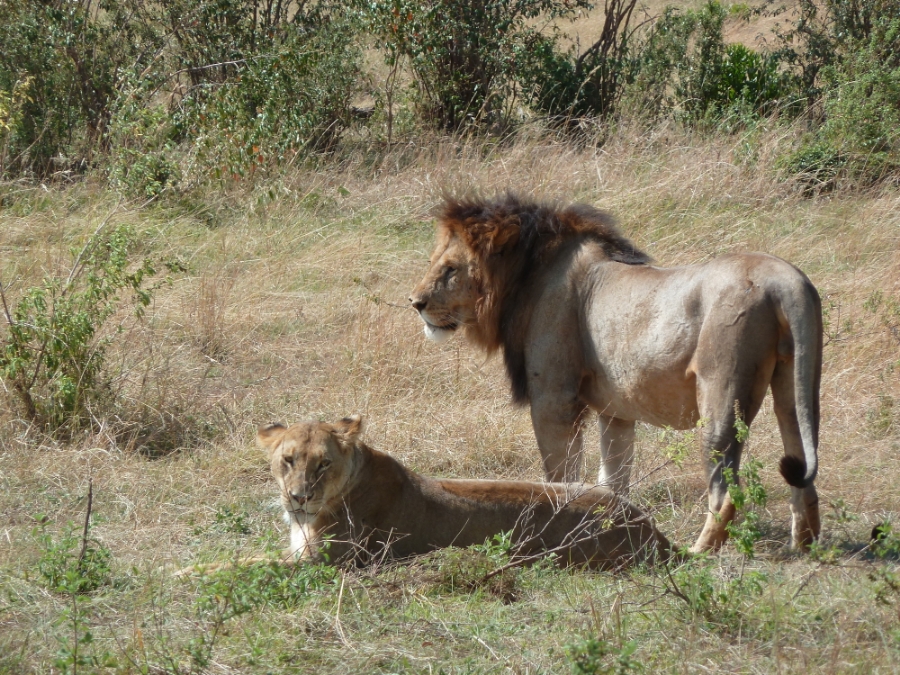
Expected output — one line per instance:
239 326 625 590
2 124 900 673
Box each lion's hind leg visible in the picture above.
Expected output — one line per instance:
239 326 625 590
690 377 770 553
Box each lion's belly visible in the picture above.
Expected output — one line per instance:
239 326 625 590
582 367 701 428
581 271 703 428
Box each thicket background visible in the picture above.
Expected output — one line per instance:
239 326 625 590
2 0 900 673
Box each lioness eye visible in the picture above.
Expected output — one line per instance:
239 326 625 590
283 455 294 466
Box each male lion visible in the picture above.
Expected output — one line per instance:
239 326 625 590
257 415 670 569
409 193 822 553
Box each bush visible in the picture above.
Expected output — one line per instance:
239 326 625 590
360 0 592 132
517 0 640 123
781 15 900 187
175 17 363 184
622 1 790 124
0 223 164 433
774 0 899 106
0 0 364 187
107 76 182 199
0 0 136 178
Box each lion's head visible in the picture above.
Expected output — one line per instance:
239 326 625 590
407 224 484 345
257 416 363 517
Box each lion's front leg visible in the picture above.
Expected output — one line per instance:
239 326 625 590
289 516 318 560
598 415 636 493
530 391 587 482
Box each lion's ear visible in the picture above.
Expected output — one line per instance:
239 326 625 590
257 423 287 453
485 217 519 255
333 415 363 442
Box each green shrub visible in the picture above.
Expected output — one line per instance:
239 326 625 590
360 0 592 132
1 0 364 185
723 456 767 558
774 0 899 106
0 223 163 433
780 15 900 187
107 78 181 199
668 556 768 631
176 17 363 183
36 521 112 595
517 0 639 123
185 561 337 670
0 0 135 178
622 2 789 124
566 638 643 675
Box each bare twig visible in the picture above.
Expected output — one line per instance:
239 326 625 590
78 476 94 565
661 556 692 606
0 280 14 327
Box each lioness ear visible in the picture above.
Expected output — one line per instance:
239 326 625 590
257 423 287 453
332 415 363 442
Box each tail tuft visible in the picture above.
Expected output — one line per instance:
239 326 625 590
779 455 809 488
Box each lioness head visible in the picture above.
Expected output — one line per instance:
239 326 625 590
409 199 520 345
257 416 363 517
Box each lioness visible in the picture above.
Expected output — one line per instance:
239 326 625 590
409 193 822 553
258 416 670 569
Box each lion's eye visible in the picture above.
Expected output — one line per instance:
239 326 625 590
283 455 294 466
318 459 332 473
444 266 457 279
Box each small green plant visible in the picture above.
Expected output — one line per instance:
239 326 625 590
212 506 253 535
871 521 900 559
0 222 166 432
667 555 767 631
566 637 643 675
723 456 767 558
34 480 117 674
424 531 520 601
868 395 896 439
660 418 706 467
37 523 112 596
184 561 337 670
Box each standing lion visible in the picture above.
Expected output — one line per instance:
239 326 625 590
409 193 822 553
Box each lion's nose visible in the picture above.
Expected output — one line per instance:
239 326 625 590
410 297 427 312
290 491 308 504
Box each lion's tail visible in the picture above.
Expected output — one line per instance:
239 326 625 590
774 272 822 489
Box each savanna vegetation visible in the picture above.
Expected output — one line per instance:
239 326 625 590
2 0 900 672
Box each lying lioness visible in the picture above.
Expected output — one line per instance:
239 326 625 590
252 416 671 570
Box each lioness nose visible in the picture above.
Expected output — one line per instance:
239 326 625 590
410 297 427 312
290 491 307 504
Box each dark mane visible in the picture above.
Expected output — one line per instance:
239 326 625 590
438 193 650 404
439 193 649 265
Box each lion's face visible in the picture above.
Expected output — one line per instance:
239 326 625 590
257 417 362 517
409 229 480 343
